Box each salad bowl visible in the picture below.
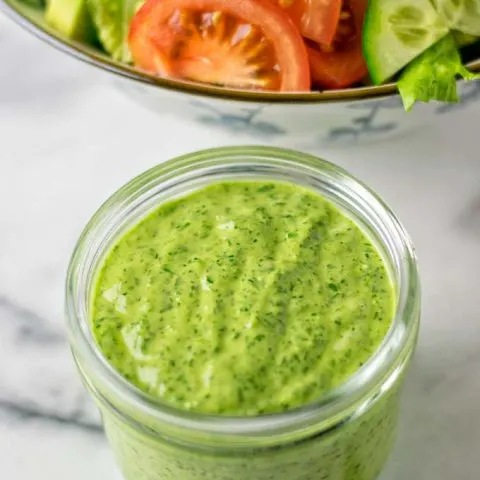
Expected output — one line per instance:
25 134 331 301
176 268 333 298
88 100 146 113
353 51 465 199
2 0 480 149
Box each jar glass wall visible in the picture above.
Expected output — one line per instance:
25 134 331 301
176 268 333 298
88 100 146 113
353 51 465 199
66 147 420 480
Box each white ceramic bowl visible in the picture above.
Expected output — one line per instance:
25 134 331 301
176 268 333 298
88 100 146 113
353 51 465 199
2 0 480 148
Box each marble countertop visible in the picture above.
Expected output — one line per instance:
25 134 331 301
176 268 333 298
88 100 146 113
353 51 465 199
1 14 480 480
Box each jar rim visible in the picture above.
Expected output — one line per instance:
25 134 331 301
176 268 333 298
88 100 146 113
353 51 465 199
65 146 420 441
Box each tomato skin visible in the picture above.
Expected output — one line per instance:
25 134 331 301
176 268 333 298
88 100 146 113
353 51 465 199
307 42 367 89
307 0 368 89
128 0 311 92
281 0 342 45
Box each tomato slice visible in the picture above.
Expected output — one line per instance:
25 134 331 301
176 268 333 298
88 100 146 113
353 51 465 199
277 0 342 45
128 0 311 92
308 0 368 89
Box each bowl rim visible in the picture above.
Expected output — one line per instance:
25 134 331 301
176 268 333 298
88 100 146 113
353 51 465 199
2 0 480 105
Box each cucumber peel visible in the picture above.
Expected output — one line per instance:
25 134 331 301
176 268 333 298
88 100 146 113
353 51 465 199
363 0 450 84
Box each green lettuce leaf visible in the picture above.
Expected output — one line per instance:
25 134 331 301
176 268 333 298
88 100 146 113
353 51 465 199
398 33 480 111
87 0 145 62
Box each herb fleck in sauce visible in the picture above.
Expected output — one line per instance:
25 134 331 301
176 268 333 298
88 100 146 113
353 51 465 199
92 181 395 415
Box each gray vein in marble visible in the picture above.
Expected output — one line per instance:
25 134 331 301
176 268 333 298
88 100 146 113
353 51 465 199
0 398 102 433
0 295 101 430
0 295 64 345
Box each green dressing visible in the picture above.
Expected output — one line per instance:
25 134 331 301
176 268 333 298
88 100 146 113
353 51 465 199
92 181 394 416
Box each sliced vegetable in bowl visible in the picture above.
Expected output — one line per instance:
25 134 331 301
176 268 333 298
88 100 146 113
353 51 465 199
8 0 480 110
398 32 480 111
433 0 480 36
273 0 342 46
308 0 368 89
45 0 96 42
86 0 145 62
128 0 311 91
363 0 450 84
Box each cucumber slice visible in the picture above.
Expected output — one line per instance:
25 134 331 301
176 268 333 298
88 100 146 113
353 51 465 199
433 0 480 36
46 0 96 42
363 0 450 84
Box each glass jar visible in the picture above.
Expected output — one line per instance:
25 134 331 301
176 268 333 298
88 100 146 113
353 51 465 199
66 146 420 480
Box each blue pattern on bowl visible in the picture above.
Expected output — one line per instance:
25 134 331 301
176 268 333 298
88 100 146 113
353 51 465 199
326 97 403 143
189 101 286 138
436 80 480 114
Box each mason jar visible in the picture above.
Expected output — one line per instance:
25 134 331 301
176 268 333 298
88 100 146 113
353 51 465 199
66 146 420 480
